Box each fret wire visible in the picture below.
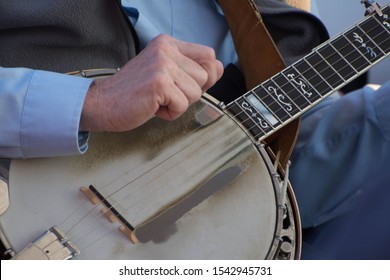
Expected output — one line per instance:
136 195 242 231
342 33 374 65
230 88 299 141
281 72 313 105
343 20 387 63
275 13 390 100
232 98 267 135
363 11 390 42
328 43 359 76
314 49 347 82
231 97 279 140
373 12 390 36
270 76 303 112
256 84 290 121
272 73 312 111
228 55 375 139
237 84 303 140
303 52 344 93
364 14 390 53
333 35 372 72
289 64 322 97
227 40 382 134
279 72 314 107
228 30 389 118
356 23 386 56
228 92 272 140
229 99 265 140
257 81 304 121
313 13 390 80
277 31 382 101
253 86 284 123
360 10 390 53
302 57 334 91
357 24 387 54
244 92 279 128
226 5 390 139
248 73 314 119
260 81 297 118
269 8 390 95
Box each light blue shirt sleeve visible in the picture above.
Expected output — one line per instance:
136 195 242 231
0 67 92 158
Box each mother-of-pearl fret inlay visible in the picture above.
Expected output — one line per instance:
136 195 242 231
240 100 270 129
286 73 313 98
383 12 390 28
266 86 293 112
353 32 378 58
246 94 278 126
226 3 390 142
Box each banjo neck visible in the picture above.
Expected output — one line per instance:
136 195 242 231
226 2 390 143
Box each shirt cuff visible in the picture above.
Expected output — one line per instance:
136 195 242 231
21 70 93 158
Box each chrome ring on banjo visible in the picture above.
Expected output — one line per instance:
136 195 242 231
1 69 301 260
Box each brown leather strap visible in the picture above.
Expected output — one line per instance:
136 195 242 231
219 0 285 89
218 0 300 170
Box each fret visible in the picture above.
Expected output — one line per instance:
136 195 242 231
317 44 357 81
380 6 390 30
331 36 370 72
283 67 322 104
262 79 300 118
361 14 390 54
294 60 332 96
382 5 390 17
344 27 385 64
252 85 291 122
273 73 311 111
225 4 390 142
306 51 345 89
244 93 279 129
228 99 266 139
262 79 301 116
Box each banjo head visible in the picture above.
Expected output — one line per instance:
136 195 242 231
3 97 300 260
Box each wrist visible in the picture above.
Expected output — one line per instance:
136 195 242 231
80 80 104 131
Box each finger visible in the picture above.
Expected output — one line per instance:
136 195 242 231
175 48 224 92
172 62 204 104
175 40 224 90
174 52 210 90
155 82 192 121
200 59 224 91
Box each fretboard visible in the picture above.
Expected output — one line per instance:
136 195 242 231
227 3 390 142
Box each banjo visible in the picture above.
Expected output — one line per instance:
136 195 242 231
1 1 390 260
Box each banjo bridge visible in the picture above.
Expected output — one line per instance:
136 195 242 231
80 185 139 244
80 166 243 245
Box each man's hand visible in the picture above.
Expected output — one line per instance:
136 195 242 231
80 34 224 131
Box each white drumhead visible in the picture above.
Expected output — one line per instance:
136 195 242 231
4 99 279 259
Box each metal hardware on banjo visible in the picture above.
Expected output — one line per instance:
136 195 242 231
1 1 390 260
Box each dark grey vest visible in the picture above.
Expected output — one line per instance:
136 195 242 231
0 0 138 73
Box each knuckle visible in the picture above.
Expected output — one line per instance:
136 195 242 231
203 46 216 61
177 102 189 116
150 71 169 89
151 34 174 52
